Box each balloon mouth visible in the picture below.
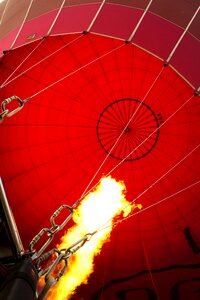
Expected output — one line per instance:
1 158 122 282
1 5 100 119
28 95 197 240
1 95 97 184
96 98 160 161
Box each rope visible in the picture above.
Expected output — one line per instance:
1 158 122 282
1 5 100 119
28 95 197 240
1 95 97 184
79 65 165 201
1 39 44 87
128 0 154 41
29 43 125 100
104 95 195 175
94 143 199 233
166 5 200 63
47 0 66 36
10 0 34 49
77 93 196 205
87 0 106 32
0 0 10 26
98 179 200 233
142 238 160 300
98 144 200 232
1 34 83 88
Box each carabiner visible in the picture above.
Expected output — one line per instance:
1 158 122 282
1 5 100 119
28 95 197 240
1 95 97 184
1 96 24 117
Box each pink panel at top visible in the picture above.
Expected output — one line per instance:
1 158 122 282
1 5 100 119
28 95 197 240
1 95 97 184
133 12 183 60
51 4 101 34
91 4 143 40
0 28 18 56
13 10 59 48
170 33 200 88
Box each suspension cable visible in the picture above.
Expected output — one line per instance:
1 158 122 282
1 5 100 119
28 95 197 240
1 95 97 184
128 0 154 41
79 64 166 201
77 92 196 205
71 140 199 244
165 5 200 64
87 0 106 32
98 179 200 233
47 0 66 36
1 38 45 87
1 34 83 88
29 43 125 100
95 143 200 233
104 95 195 175
142 237 161 300
0 0 10 26
10 0 34 49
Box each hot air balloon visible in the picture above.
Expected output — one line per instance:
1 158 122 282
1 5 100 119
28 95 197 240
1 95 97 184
0 1 200 299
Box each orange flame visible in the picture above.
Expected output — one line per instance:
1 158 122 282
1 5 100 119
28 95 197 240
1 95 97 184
46 176 141 300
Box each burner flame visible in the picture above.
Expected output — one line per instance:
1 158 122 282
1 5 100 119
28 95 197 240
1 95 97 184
46 176 141 300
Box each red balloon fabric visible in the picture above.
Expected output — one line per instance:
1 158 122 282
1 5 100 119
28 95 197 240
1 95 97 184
0 1 200 299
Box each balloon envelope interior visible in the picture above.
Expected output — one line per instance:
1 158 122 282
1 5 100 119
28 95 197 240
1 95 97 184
0 1 200 299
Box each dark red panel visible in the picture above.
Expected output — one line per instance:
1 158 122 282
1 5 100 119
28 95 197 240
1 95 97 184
170 32 200 87
51 4 101 34
91 4 143 40
133 12 183 59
